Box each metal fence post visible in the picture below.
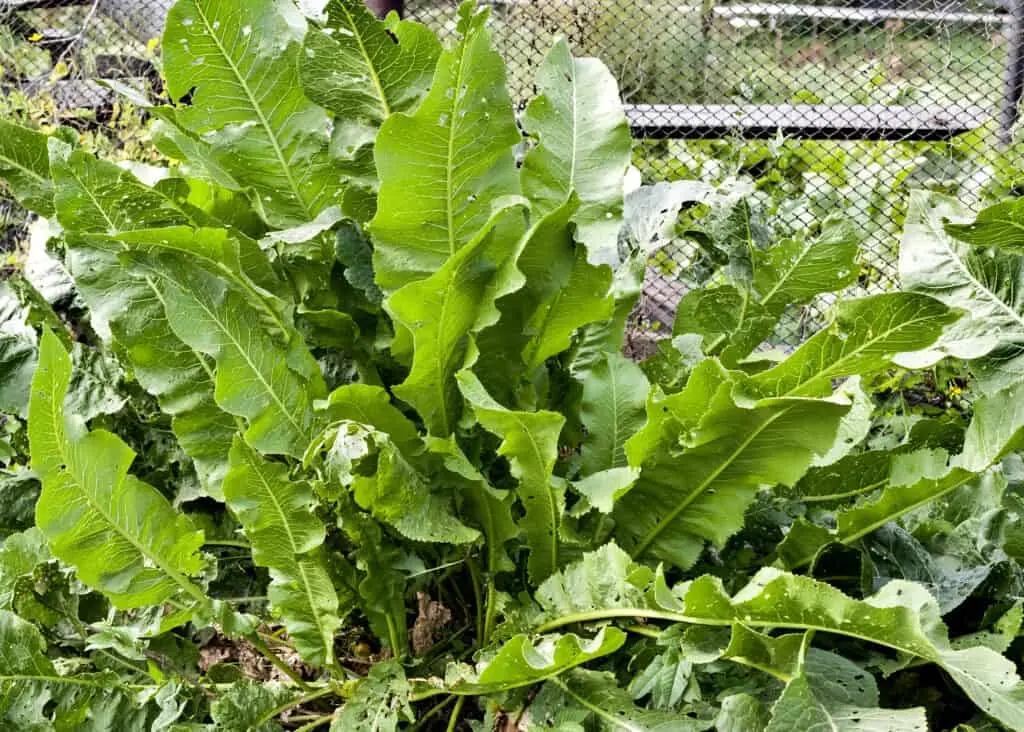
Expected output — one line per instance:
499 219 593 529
1001 0 1024 144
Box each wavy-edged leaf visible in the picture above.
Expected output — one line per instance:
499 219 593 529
615 359 848 569
520 37 632 265
111 225 288 333
301 0 439 203
162 0 341 226
0 609 138 729
472 196 612 405
0 120 54 216
314 421 478 544
427 435 520 580
223 439 342 665
387 202 525 435
899 190 1024 386
674 216 859 364
320 383 420 455
209 680 295 732
369 3 522 291
767 673 926 731
0 285 38 417
140 262 325 458
750 293 958 398
458 371 565 583
49 142 236 495
753 216 859 315
536 547 1024 728
416 628 625 698
28 331 207 610
781 379 1024 568
945 196 1024 251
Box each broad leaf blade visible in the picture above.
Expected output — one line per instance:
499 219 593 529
49 143 236 495
28 331 207 609
301 0 439 125
520 38 632 265
459 371 565 583
0 609 134 728
616 360 848 569
900 190 1024 386
143 262 325 458
750 293 958 397
579 352 649 475
369 3 522 291
0 120 54 216
223 439 342 666
163 0 341 226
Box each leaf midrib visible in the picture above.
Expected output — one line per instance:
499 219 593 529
42 368 205 605
337 1 391 119
923 208 1024 331
193 2 311 219
632 407 789 558
147 266 308 445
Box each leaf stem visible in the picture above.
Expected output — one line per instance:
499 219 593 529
483 572 498 646
247 633 311 690
254 685 339 726
203 538 251 549
411 696 456 732
468 559 485 647
624 624 661 639
446 696 466 732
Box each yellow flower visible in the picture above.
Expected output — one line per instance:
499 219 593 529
28 33 43 42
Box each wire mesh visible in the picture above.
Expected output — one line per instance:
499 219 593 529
0 0 1019 347
407 0 1018 347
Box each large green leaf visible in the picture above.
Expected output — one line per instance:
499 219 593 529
674 216 859 364
368 3 522 291
780 379 1024 568
578 352 649 475
222 439 342 666
533 669 710 731
535 547 1024 728
0 609 138 729
387 202 524 435
614 359 848 569
313 421 479 544
302 0 439 123
459 371 565 583
301 0 439 207
0 286 38 417
944 196 1024 251
110 225 287 332
49 143 236 495
520 38 632 265
28 331 207 610
899 190 1024 386
509 197 614 376
753 216 859 315
162 0 341 226
0 120 54 216
749 293 958 397
139 261 324 458
767 673 926 731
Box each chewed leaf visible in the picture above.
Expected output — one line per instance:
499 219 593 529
415 628 625 698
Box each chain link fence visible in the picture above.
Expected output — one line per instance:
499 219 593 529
1 0 1021 346
406 0 1021 345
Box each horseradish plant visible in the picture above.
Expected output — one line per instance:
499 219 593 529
1 0 1024 728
